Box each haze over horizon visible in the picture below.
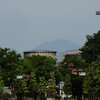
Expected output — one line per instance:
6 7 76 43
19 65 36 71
0 0 100 53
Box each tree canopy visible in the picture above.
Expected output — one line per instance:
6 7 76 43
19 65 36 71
80 31 100 63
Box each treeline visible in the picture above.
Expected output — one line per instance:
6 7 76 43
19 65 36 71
0 49 62 100
61 30 100 100
1 30 100 100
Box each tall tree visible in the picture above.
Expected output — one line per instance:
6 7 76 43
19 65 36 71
94 66 100 99
13 76 28 100
0 69 4 100
80 31 100 63
29 72 37 99
60 54 85 99
22 58 35 75
91 59 100 99
63 74 72 97
0 71 4 93
37 76 47 100
25 55 62 84
47 72 56 98
83 65 95 99
0 48 23 97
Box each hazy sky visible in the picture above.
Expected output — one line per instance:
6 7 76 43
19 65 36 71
0 0 100 53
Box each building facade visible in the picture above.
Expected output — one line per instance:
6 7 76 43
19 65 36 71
59 49 81 62
24 50 57 59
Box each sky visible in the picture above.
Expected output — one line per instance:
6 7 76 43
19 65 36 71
0 0 100 54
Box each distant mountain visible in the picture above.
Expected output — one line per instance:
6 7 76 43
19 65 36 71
34 39 81 53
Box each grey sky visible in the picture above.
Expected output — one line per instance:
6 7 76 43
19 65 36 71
0 0 100 53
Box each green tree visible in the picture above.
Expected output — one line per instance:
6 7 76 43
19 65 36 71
60 54 86 99
29 72 37 99
22 58 35 74
0 69 4 93
80 30 100 63
63 74 72 96
13 76 28 100
92 59 100 99
0 79 4 93
0 69 4 100
94 66 100 98
62 55 87 69
25 55 56 79
29 72 37 92
60 67 71 80
37 76 47 100
54 68 63 84
0 48 23 97
25 55 62 84
83 65 95 99
47 72 56 98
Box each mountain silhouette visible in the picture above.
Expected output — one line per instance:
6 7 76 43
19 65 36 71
34 39 81 53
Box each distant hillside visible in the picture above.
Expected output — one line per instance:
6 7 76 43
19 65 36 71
34 39 81 53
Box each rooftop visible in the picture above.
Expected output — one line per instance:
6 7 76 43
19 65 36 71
66 49 81 55
24 50 57 53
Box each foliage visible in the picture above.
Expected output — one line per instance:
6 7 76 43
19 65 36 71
47 72 56 94
69 97 75 100
0 77 4 93
94 66 100 96
1 93 11 100
80 30 100 98
37 76 47 93
62 55 87 68
14 76 28 94
60 67 71 80
63 74 72 95
0 48 25 99
29 72 37 93
60 54 85 98
92 60 100 96
25 55 56 80
83 65 95 95
80 31 100 63
0 69 4 93
54 68 63 84
71 74 83 97
13 73 37 99
22 59 35 74
0 48 22 86
25 55 62 84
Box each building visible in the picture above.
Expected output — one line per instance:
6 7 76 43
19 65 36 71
24 50 57 59
65 49 81 57
59 49 81 62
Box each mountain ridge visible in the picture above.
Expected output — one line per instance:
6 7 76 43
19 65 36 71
34 39 81 53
